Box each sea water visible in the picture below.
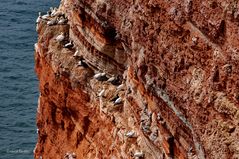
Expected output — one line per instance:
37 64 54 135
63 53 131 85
0 0 59 158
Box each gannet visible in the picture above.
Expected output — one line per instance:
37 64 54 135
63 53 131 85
58 16 67 25
53 8 58 15
73 50 78 57
50 7 58 16
41 12 50 20
94 73 102 79
98 89 105 97
114 97 122 105
125 130 136 138
107 76 115 82
47 18 57 26
94 72 108 81
36 12 41 23
64 41 73 48
117 84 125 91
77 58 88 67
69 152 76 159
64 152 70 159
56 32 65 42
78 60 83 66
51 8 63 17
134 151 144 158
34 43 38 51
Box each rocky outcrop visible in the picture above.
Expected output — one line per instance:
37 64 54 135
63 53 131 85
34 0 239 158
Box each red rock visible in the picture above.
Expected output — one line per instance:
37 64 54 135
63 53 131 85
35 0 239 158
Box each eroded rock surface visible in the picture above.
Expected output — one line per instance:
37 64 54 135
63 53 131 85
34 0 239 158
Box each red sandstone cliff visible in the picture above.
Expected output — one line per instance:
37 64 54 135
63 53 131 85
34 0 239 158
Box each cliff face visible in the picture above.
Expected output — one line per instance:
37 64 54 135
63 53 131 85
34 0 239 158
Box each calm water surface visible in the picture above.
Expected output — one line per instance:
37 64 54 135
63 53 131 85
0 0 59 158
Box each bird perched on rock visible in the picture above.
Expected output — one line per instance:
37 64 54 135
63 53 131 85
36 12 42 23
47 18 57 26
73 50 79 57
117 83 125 91
50 7 58 16
110 94 119 102
98 89 105 97
125 130 136 138
77 57 88 68
134 151 144 158
64 41 74 48
58 16 68 25
41 11 50 20
114 97 122 105
64 152 76 159
56 32 65 42
94 72 108 81
34 43 38 51
107 75 121 85
107 76 115 82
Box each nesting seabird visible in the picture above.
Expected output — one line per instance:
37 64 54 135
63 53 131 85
107 76 115 82
134 151 144 158
73 50 79 57
64 41 73 48
58 16 68 25
34 43 38 51
47 18 57 26
41 12 50 20
93 72 108 81
117 83 125 91
64 152 70 159
36 12 42 23
50 7 58 16
110 94 119 102
114 97 122 105
67 152 76 159
77 59 88 68
56 32 65 42
125 130 136 138
94 72 104 79
51 8 63 17
98 89 105 97
77 60 83 66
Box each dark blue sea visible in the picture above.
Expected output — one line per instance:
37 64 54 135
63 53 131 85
0 0 59 158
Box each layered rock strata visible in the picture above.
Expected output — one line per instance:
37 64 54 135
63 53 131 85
35 0 239 158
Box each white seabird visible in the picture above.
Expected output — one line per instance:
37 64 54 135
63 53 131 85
117 84 125 91
77 59 87 67
107 76 115 82
47 18 57 26
94 72 105 79
125 130 136 138
50 7 58 16
58 16 67 25
77 60 83 66
49 7 57 16
56 32 65 42
98 89 105 97
69 152 76 159
73 50 79 57
114 97 122 105
134 151 144 158
36 12 42 23
94 72 108 81
34 43 38 51
41 12 50 20
64 41 73 48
